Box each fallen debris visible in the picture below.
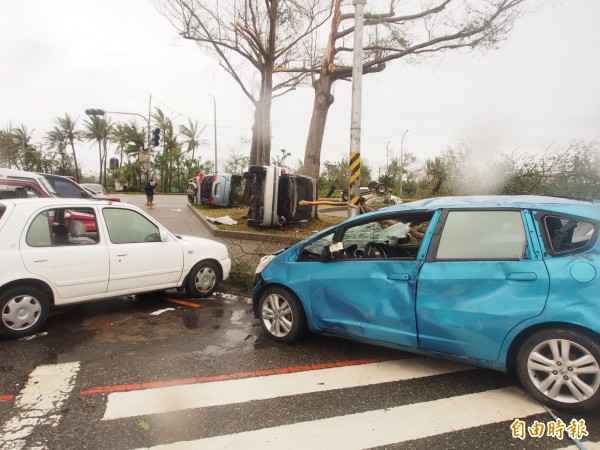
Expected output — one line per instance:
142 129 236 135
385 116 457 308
150 308 175 316
206 215 238 226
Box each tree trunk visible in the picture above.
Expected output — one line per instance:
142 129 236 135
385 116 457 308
69 140 80 183
303 0 340 182
304 75 335 182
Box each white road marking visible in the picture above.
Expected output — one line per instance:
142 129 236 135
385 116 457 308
103 358 471 420
138 387 546 450
0 362 80 450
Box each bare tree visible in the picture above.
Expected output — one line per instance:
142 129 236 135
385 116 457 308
303 0 527 181
160 0 333 166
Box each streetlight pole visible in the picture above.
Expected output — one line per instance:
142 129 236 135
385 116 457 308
280 148 291 167
400 129 409 196
208 94 218 172
386 140 391 175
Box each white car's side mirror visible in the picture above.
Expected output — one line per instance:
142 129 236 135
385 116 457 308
159 228 169 242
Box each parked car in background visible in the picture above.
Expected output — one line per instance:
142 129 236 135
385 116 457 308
80 183 109 195
200 173 243 207
0 198 231 339
0 168 57 197
187 174 204 205
243 165 316 228
81 185 121 202
340 181 389 203
253 195 600 413
0 179 50 199
40 173 99 199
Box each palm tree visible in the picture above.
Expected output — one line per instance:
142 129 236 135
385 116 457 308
46 114 83 181
11 125 39 171
425 157 448 195
113 122 145 166
83 116 112 186
179 119 208 178
152 108 179 192
0 126 17 168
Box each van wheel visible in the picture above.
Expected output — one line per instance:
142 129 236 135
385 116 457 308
259 287 307 343
0 287 50 339
186 261 220 298
516 329 600 413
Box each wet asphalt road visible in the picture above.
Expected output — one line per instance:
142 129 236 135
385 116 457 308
2 194 600 449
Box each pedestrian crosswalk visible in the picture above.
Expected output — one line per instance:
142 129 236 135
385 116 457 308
0 362 80 450
1 358 599 449
103 358 471 420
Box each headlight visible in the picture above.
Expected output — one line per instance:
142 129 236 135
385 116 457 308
255 254 276 274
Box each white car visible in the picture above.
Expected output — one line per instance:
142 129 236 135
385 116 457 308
0 198 231 338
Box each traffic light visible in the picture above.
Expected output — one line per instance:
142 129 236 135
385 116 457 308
85 108 106 116
152 128 160 147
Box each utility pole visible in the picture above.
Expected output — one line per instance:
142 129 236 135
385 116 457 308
400 129 409 196
209 94 218 172
347 0 366 218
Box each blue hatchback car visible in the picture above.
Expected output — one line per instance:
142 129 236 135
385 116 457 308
252 195 600 412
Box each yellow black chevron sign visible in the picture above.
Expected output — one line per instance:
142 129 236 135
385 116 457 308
349 151 361 205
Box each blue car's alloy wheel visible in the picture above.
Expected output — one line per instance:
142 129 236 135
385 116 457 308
259 287 307 343
517 329 600 413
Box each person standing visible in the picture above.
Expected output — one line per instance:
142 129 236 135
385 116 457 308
145 179 156 208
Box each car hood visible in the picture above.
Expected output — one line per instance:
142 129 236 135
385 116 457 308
175 234 227 250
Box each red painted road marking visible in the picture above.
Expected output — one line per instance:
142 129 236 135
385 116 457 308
0 395 14 403
80 356 409 395
161 297 202 308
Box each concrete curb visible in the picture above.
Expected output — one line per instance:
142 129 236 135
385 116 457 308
187 203 304 245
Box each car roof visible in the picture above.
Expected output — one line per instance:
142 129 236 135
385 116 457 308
0 168 47 180
384 195 600 219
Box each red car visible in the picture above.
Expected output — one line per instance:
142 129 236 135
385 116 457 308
0 179 97 231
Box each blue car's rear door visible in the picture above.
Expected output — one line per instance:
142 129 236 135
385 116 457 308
416 209 549 361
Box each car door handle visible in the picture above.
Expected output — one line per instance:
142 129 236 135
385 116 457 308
388 273 410 281
33 257 48 262
116 253 128 257
506 272 537 281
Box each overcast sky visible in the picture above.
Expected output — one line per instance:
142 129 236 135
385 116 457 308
2 0 599 177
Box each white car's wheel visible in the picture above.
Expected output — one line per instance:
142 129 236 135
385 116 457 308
186 261 220 298
0 287 50 339
517 329 600 413
258 287 307 343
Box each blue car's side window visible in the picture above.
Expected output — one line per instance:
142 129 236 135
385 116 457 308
543 215 596 255
298 232 335 260
436 210 527 260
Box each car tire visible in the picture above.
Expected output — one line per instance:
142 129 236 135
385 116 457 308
376 183 387 195
0 287 50 339
341 189 349 202
186 260 220 298
516 328 600 413
258 286 307 343
186 183 197 196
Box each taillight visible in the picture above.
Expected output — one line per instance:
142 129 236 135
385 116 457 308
212 175 217 182
281 168 288 175
210 197 215 205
